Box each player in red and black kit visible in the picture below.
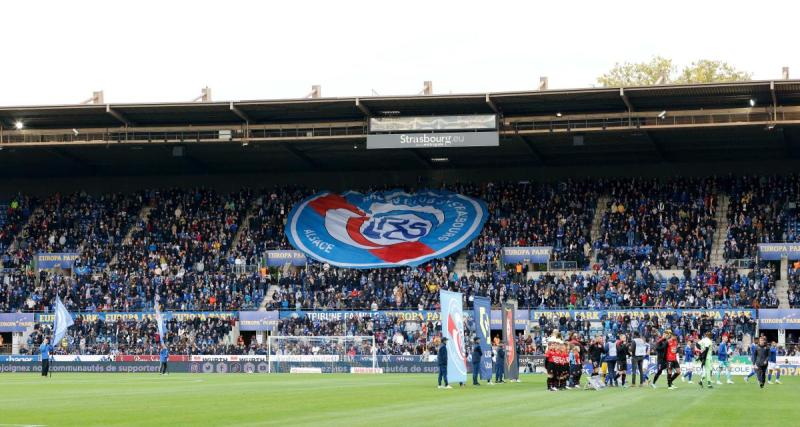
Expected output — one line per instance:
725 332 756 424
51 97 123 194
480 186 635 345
588 336 604 380
665 331 681 390
545 343 556 391
554 343 570 390
650 333 668 388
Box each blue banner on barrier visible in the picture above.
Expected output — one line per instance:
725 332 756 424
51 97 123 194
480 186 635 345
280 310 442 322
758 243 800 260
530 308 755 321
239 311 279 331
440 290 467 383
472 296 493 380
35 253 78 270
0 313 35 332
758 309 800 330
265 250 307 267
501 246 552 264
285 190 488 268
34 311 236 323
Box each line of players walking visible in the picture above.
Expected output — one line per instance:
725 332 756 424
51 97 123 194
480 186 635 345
543 330 783 391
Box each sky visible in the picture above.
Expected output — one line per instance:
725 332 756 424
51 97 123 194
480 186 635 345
1 0 798 106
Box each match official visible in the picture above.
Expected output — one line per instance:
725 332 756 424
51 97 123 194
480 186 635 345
754 336 770 389
159 344 169 375
40 338 53 377
437 337 451 389
471 337 481 386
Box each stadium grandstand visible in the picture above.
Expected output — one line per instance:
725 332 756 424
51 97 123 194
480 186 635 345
2 80 800 426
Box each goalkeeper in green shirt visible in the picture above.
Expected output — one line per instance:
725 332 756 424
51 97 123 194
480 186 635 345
696 332 714 389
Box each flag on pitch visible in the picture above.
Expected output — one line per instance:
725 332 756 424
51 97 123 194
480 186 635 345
502 303 519 380
472 295 493 381
154 293 166 342
52 296 74 347
440 290 467 384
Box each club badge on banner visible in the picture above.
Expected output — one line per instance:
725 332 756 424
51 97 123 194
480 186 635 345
285 190 487 268
502 303 519 380
440 290 467 384
472 296 493 381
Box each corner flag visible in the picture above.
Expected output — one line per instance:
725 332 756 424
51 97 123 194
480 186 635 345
52 296 74 347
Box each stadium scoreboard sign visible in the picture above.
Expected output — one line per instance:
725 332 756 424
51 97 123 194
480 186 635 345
367 114 499 150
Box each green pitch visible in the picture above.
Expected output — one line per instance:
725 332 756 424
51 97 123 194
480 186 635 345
0 374 793 426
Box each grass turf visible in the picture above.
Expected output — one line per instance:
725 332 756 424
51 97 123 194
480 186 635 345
0 374 793 427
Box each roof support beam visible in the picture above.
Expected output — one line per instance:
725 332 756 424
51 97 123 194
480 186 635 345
355 98 372 117
281 141 324 170
229 102 251 124
620 88 634 112
512 133 544 165
770 81 778 122
485 94 500 114
106 105 132 126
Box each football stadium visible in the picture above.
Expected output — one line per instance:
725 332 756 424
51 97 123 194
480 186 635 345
2 3 800 427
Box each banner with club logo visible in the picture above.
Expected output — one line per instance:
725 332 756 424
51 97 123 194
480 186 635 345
472 296 493 381
440 290 467 384
285 190 487 268
502 303 519 380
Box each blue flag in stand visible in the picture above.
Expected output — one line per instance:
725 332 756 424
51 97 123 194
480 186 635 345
155 294 166 342
53 296 74 347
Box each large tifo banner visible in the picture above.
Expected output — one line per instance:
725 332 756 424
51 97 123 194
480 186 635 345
239 311 280 331
502 247 552 264
472 296 493 381
502 303 519 380
0 313 35 332
758 309 800 330
35 252 78 270
758 243 800 260
265 250 307 267
285 190 487 268
440 290 467 384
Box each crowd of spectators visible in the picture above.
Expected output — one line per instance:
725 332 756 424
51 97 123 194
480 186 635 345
789 264 800 308
22 315 238 356
463 181 598 271
723 174 800 260
594 177 717 270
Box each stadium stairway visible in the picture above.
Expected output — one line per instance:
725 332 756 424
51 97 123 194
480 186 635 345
589 195 610 263
776 279 790 309
7 206 42 253
109 205 152 267
260 285 280 310
454 250 469 276
710 193 730 267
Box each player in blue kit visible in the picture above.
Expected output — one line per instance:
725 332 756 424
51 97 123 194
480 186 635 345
716 334 733 385
744 340 758 383
767 342 781 384
681 339 695 384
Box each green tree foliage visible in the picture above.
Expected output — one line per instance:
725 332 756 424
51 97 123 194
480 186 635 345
598 57 752 87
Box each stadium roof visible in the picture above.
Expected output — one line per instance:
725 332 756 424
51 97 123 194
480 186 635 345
0 80 799 178
2 80 799 128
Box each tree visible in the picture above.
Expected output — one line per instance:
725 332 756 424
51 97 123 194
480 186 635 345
597 57 752 87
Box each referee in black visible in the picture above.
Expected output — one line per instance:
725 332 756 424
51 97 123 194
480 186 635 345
753 336 770 389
